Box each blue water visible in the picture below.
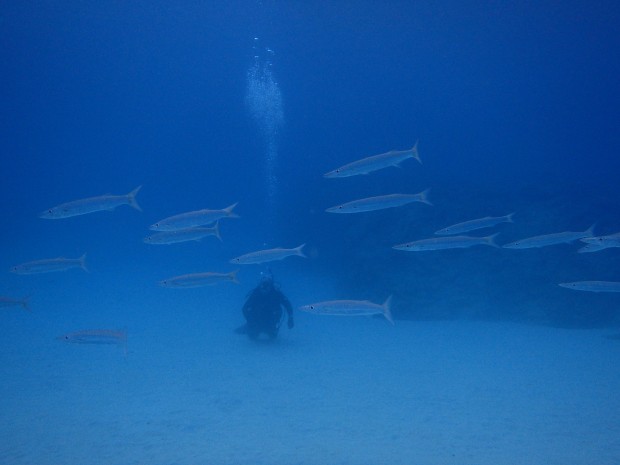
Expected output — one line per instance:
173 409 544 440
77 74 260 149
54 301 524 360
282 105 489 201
2 2 620 464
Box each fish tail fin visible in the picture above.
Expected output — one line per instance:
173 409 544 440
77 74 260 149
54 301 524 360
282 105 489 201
213 221 222 242
22 296 31 312
412 140 421 164
296 243 307 258
584 223 596 237
418 188 432 206
230 269 240 284
79 253 89 272
506 212 516 223
127 185 143 212
486 233 501 248
224 202 239 218
382 295 395 325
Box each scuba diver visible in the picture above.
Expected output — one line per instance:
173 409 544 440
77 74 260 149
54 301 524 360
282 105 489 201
236 271 294 340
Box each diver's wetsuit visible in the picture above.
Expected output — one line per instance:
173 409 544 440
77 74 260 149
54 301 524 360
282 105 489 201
241 282 293 339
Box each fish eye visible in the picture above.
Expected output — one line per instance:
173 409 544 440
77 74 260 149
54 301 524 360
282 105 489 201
310 305 314 310
48 209 52 213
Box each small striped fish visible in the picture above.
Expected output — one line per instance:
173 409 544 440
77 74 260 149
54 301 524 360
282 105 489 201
393 234 499 252
40 186 142 219
299 296 394 325
578 232 620 253
150 203 238 231
0 296 30 311
577 243 610 254
435 213 514 236
503 225 595 249
159 270 239 288
144 223 221 244
11 254 88 274
558 281 620 293
230 244 306 265
326 190 431 214
57 329 127 355
324 142 421 178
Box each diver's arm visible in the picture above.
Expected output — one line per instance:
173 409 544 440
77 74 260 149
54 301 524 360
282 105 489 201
281 295 294 328
242 293 254 318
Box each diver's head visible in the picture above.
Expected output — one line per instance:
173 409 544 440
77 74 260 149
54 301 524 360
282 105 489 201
259 274 274 292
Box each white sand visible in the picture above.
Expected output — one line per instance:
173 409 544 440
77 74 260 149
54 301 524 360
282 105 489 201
1 288 620 465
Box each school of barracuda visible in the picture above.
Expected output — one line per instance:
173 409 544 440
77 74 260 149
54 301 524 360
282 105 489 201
5 142 619 342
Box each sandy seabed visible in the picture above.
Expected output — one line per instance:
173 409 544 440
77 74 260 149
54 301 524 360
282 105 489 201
1 291 619 465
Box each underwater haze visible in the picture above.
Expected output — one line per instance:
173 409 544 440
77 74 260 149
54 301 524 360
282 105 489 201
2 1 620 464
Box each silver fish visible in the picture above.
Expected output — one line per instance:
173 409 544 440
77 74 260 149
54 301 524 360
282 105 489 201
299 296 394 325
159 270 239 288
435 213 514 236
58 329 127 344
326 190 431 214
11 254 88 274
503 225 595 249
40 186 142 219
144 223 221 245
579 232 620 252
393 234 499 252
558 281 620 292
0 296 29 311
581 232 620 243
150 203 238 231
577 243 609 254
230 244 306 265
57 329 127 355
324 142 421 178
